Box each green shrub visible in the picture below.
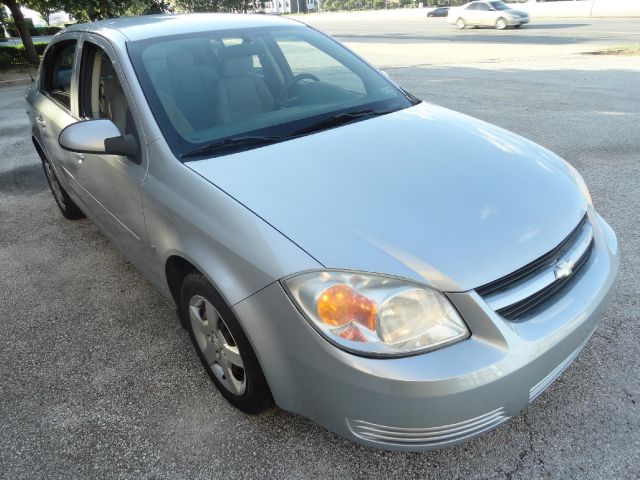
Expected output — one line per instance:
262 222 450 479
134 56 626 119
35 26 63 36
0 45 24 64
0 50 13 68
0 42 48 65
4 18 38 37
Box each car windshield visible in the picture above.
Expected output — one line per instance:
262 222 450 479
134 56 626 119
127 25 416 159
489 1 510 10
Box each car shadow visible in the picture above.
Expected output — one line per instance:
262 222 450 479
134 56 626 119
520 23 591 29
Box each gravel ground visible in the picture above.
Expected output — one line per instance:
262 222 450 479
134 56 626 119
1 51 639 479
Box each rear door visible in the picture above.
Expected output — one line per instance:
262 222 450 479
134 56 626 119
31 35 83 190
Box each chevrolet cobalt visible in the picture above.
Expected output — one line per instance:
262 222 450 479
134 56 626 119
26 14 618 451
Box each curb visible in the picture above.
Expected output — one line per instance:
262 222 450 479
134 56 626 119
0 78 32 88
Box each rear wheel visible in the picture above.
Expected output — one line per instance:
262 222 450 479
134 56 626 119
495 17 507 30
180 272 273 414
456 18 466 29
41 155 85 220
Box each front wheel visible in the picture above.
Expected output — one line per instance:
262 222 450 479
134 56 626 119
495 17 507 30
456 18 466 29
180 272 273 414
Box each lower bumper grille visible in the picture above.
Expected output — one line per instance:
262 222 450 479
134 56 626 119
529 333 592 402
347 408 510 447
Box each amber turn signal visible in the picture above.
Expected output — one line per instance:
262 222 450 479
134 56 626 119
317 284 377 332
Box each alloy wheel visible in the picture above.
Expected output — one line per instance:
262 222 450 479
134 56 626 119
189 295 246 395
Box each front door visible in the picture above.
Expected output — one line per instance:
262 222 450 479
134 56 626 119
71 35 156 276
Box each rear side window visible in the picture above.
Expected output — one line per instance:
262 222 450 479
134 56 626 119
42 41 77 109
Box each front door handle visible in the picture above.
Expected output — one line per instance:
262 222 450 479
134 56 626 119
35 116 47 129
72 152 84 164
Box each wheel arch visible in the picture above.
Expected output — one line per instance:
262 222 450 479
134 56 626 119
165 254 198 310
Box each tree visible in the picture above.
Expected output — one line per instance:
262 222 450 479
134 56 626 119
61 0 172 22
172 0 221 12
1 0 38 64
22 0 56 24
173 0 263 13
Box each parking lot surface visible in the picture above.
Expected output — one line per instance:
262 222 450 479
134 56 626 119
1 14 639 480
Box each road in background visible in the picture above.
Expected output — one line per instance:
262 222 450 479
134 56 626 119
1 14 639 480
300 16 640 66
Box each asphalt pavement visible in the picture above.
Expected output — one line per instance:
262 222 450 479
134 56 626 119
0 15 639 480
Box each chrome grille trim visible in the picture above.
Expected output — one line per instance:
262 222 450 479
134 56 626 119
477 214 594 320
477 214 588 297
485 223 593 312
529 333 592 402
347 408 510 447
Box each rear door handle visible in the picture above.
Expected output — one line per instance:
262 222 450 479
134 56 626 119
72 152 84 164
35 116 47 128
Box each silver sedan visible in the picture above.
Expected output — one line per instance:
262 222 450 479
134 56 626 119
26 14 618 451
448 1 530 29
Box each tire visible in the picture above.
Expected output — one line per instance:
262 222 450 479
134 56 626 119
40 154 85 220
456 18 466 29
495 17 507 30
180 272 273 414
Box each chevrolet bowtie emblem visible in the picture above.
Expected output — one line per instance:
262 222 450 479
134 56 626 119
554 260 574 280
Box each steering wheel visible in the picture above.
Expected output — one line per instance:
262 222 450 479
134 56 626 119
276 73 320 107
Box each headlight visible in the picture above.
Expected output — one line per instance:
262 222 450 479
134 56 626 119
282 271 470 357
566 163 593 205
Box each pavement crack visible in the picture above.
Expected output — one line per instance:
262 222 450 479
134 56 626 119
502 411 538 480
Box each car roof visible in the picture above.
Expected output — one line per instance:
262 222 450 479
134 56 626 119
63 13 301 42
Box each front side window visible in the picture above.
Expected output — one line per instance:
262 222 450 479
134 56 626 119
42 41 76 109
128 25 415 159
489 1 510 10
79 42 134 136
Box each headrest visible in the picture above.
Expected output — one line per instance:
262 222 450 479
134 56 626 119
218 43 263 60
166 49 195 70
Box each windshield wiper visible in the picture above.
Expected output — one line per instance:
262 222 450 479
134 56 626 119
181 135 285 159
292 108 398 137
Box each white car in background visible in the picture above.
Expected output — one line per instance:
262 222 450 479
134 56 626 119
449 1 530 30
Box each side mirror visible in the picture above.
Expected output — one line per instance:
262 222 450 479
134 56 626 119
59 119 138 159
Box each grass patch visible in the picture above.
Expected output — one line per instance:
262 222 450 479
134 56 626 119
585 45 640 56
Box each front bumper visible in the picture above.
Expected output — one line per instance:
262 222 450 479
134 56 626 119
508 15 530 26
234 211 619 451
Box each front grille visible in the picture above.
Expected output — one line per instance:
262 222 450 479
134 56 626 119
477 214 594 321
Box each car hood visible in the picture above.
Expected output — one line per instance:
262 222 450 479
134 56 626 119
188 102 587 292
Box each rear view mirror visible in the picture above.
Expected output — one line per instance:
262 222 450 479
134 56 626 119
59 119 138 158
